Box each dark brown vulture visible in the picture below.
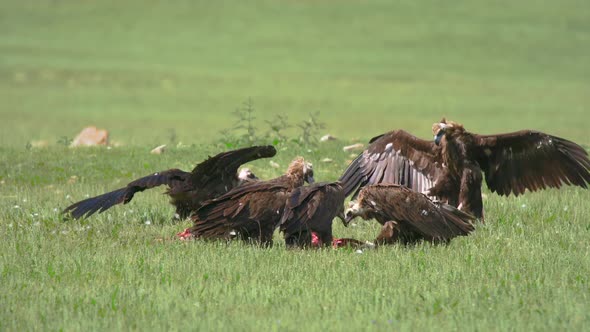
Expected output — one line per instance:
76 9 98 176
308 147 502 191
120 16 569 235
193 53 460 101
279 181 371 249
279 182 345 248
62 145 276 220
344 184 476 244
185 157 314 246
339 118 590 219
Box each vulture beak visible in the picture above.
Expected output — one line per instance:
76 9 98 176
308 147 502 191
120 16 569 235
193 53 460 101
434 126 446 146
238 168 258 181
344 200 361 224
343 208 355 224
336 210 348 227
305 173 315 184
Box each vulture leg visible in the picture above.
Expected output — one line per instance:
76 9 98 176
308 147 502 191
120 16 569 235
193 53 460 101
317 231 333 248
259 231 274 248
459 162 484 220
285 231 312 248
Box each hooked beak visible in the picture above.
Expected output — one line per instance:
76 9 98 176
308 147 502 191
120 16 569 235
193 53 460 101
433 123 447 146
305 174 315 184
343 208 355 224
434 130 444 145
336 210 348 227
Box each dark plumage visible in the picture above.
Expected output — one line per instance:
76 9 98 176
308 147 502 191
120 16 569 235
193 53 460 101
344 184 476 244
340 119 590 219
188 157 314 246
279 181 345 248
62 145 276 220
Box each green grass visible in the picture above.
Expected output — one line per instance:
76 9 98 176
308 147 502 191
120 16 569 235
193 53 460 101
1 0 590 330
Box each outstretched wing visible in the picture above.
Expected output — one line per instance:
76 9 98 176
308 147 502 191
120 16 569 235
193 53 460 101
190 181 289 239
190 145 277 189
474 131 590 196
363 184 475 240
339 130 440 197
280 182 344 237
63 169 190 219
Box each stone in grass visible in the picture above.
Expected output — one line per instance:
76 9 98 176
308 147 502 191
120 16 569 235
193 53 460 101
31 140 49 148
70 126 109 147
321 158 333 163
269 161 280 168
343 143 364 152
150 144 167 154
320 134 337 142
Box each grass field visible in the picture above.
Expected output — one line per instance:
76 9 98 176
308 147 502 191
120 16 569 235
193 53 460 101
1 0 590 330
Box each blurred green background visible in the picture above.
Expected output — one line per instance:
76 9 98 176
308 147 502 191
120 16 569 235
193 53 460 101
2 0 589 147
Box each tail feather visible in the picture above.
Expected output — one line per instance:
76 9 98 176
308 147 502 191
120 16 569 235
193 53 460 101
439 203 476 236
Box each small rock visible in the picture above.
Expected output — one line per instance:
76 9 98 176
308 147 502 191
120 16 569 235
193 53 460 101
321 158 333 163
355 249 363 254
269 161 280 168
67 175 78 184
320 134 337 142
70 126 109 147
31 140 49 148
150 144 167 154
343 143 364 152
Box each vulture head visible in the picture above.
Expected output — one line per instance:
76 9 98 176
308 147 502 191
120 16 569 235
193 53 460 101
237 168 258 182
343 199 369 224
432 118 465 145
287 157 315 184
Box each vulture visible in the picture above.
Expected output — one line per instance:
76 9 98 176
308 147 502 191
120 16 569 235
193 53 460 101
340 118 590 219
62 145 277 220
279 181 345 248
344 184 476 244
185 157 315 246
279 181 371 249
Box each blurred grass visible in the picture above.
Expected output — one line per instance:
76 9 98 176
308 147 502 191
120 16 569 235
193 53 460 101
1 0 589 146
1 0 590 330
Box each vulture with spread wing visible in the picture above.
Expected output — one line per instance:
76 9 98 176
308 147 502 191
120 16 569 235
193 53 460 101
340 119 590 219
63 145 276 220
185 157 314 246
344 184 476 244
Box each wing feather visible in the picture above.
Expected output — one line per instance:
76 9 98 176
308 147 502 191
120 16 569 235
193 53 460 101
63 169 189 219
191 180 290 239
339 130 440 197
362 184 475 241
475 131 590 196
190 145 276 187
280 182 345 245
